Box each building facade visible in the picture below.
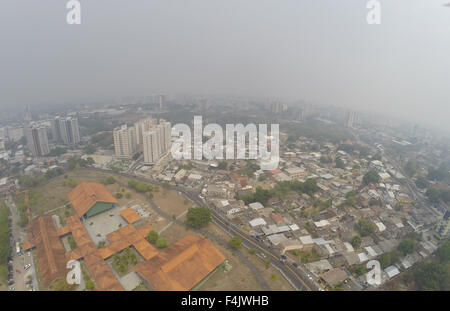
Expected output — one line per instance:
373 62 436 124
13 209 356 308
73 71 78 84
141 118 171 164
25 123 50 156
113 124 136 158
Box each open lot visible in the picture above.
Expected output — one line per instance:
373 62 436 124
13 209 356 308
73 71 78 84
198 222 294 291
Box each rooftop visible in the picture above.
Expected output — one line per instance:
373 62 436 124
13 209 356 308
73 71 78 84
68 182 118 218
135 234 225 291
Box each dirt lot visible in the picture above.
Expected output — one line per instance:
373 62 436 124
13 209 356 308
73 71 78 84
152 189 194 218
198 222 294 291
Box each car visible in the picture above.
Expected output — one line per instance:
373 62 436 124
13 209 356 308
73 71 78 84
27 252 31 257
8 287 15 291
24 264 31 271
7 280 14 286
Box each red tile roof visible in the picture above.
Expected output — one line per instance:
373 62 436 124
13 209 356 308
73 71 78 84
135 234 225 291
68 182 118 218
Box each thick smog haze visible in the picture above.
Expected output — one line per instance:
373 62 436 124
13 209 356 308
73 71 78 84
0 0 449 132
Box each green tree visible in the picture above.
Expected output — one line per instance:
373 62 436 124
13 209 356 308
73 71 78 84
404 160 417 177
363 170 380 185
229 237 242 249
217 161 228 170
438 241 450 263
355 218 376 237
186 207 211 228
83 145 97 154
415 176 429 189
85 280 95 290
378 253 392 269
351 235 362 249
103 176 116 185
425 187 441 203
146 230 158 244
414 262 450 291
335 157 345 169
156 238 168 249
397 239 418 255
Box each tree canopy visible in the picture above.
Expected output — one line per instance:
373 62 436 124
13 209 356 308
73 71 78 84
186 207 211 228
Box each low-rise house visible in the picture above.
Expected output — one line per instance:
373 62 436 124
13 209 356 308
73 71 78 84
249 202 264 211
249 217 267 227
321 268 348 288
384 266 400 279
278 239 303 254
267 233 288 246
299 235 315 251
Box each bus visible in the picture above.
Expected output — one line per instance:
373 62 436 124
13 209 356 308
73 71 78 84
16 242 22 256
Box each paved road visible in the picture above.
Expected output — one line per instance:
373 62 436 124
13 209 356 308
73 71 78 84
4 195 37 291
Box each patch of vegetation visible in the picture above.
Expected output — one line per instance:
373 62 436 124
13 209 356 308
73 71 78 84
229 237 242 249
112 248 139 275
237 179 318 205
156 237 168 249
48 147 67 157
67 235 78 250
298 249 320 263
355 218 375 237
50 278 77 291
363 170 380 185
101 176 116 185
128 180 153 193
146 230 158 244
186 207 211 228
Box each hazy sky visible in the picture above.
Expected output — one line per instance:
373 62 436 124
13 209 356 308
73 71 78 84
0 0 449 131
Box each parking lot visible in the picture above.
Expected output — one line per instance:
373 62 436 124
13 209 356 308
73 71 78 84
5 195 37 291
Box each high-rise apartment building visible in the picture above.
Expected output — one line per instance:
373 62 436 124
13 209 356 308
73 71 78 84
5 126 24 142
113 124 136 158
138 117 171 164
51 116 80 145
59 116 80 145
157 94 166 110
134 117 158 151
25 123 50 156
271 102 287 114
346 111 358 128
